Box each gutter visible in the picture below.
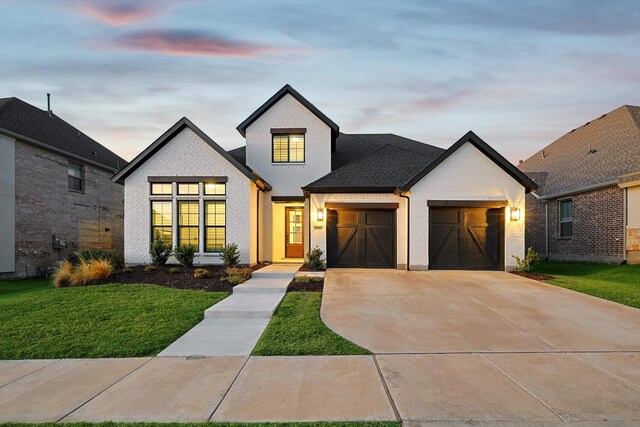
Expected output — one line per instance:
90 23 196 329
395 187 410 270
0 127 121 174
538 181 619 201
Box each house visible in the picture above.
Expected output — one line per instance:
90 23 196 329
0 97 126 279
113 85 537 270
518 105 640 264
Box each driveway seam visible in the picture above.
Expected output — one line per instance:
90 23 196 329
56 357 154 422
447 284 561 351
207 355 251 421
566 352 640 391
0 359 60 389
372 354 401 421
477 353 565 422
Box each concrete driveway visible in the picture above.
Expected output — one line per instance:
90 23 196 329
322 269 640 353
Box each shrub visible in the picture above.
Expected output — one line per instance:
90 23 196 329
293 274 322 286
169 267 182 274
54 259 114 287
68 248 122 269
53 260 74 288
121 267 134 274
224 267 251 285
219 243 240 268
194 268 211 279
149 239 171 266
174 244 196 268
144 265 157 273
306 246 326 271
512 247 540 272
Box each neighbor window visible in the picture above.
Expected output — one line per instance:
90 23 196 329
177 183 199 195
151 183 172 195
204 183 226 195
151 201 172 244
178 201 199 247
205 201 226 252
559 199 573 237
272 134 305 163
68 161 84 191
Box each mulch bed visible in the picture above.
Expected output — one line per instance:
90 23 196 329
95 264 266 292
510 271 555 281
287 277 324 292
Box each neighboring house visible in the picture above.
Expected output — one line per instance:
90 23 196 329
0 97 126 279
113 85 537 271
518 105 640 264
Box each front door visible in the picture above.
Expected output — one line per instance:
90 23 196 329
285 207 304 258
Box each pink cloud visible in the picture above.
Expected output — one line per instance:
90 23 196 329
109 30 307 58
75 1 163 26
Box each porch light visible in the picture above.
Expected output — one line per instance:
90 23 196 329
510 207 521 221
316 208 324 222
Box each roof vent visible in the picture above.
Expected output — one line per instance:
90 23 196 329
587 145 597 154
46 93 52 117
542 150 547 158
583 121 591 127
518 160 523 165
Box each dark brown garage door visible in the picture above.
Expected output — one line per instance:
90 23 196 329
429 207 504 270
327 209 396 268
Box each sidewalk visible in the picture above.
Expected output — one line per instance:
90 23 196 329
159 264 299 357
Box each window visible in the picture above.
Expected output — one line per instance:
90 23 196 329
178 201 199 247
204 183 226 195
68 161 84 191
151 183 172 195
177 183 199 195
205 201 226 252
151 201 172 244
560 199 573 237
272 134 305 163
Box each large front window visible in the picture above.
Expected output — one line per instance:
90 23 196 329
205 201 226 252
178 201 199 247
151 201 172 244
272 134 305 163
559 199 573 237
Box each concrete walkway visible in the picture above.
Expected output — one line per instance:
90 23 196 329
159 264 299 357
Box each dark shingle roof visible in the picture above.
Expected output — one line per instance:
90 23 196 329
227 146 247 167
518 105 640 198
303 144 437 191
0 97 126 172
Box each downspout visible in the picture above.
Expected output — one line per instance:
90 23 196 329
396 188 410 270
256 188 260 263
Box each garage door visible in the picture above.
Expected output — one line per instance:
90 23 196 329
327 209 396 268
429 207 504 270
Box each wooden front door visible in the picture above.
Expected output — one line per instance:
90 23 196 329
285 207 304 258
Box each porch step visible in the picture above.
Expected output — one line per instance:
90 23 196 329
204 293 285 319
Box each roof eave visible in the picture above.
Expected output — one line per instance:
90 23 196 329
301 186 397 194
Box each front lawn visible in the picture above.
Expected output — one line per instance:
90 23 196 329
0 279 228 359
252 292 370 356
535 261 640 309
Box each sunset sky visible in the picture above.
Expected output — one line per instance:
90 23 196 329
1 0 638 163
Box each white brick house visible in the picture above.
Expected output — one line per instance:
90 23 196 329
114 85 537 270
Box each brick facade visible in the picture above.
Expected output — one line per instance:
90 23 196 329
3 141 124 278
525 185 624 262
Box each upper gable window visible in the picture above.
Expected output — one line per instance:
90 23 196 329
151 183 172 195
272 134 305 163
177 183 199 195
68 161 84 192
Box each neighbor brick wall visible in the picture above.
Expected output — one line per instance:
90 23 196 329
525 185 624 262
524 193 546 256
5 141 124 278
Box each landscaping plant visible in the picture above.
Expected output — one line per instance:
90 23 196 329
194 268 212 279
224 267 252 284
121 267 134 273
219 243 240 268
306 246 326 271
53 260 74 287
169 267 181 274
144 265 157 272
512 247 540 272
174 244 196 268
149 239 171 266
53 259 114 287
68 248 122 269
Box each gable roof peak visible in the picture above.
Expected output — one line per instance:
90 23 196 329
236 84 339 140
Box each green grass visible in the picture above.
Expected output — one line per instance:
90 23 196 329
535 261 640 308
0 279 228 359
252 292 370 356
0 423 400 427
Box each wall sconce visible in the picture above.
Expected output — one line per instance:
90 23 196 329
316 208 325 222
510 207 521 221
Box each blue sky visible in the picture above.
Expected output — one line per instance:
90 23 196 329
1 0 638 162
